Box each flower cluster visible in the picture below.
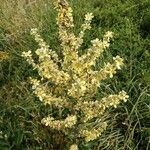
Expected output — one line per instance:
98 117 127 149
30 78 68 107
41 115 77 130
22 0 129 149
76 91 129 122
79 122 107 142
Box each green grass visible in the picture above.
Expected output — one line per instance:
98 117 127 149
0 0 150 149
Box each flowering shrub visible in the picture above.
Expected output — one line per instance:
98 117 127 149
22 0 129 149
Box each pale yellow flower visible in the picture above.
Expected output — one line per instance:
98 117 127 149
113 55 124 69
85 13 94 21
22 50 32 57
104 31 113 39
70 144 78 150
